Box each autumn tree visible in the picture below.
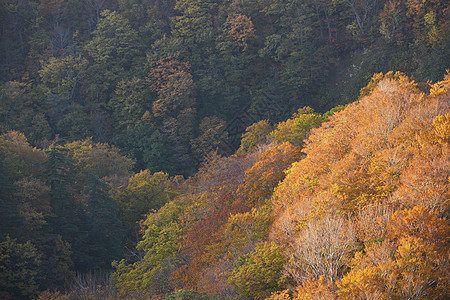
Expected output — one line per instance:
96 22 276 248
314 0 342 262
237 142 302 207
338 206 450 299
286 214 356 285
197 206 273 295
0 131 47 239
173 151 265 292
217 14 256 52
147 52 197 174
14 177 51 235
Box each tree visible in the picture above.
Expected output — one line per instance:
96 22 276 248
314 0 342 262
114 170 177 238
164 289 214 300
294 275 336 299
0 236 42 299
85 9 140 69
343 0 380 39
237 142 302 207
286 214 356 285
269 107 325 147
147 53 198 174
39 55 88 102
84 9 141 104
14 177 51 234
196 206 273 295
83 175 125 270
0 153 18 240
28 113 52 146
64 138 133 185
236 120 272 154
171 0 218 43
338 206 450 299
109 78 152 131
147 53 196 119
0 81 35 138
113 197 186 297
190 116 230 161
217 14 256 52
31 234 74 291
0 131 47 239
112 123 175 174
43 144 84 270
228 242 288 300
55 104 91 141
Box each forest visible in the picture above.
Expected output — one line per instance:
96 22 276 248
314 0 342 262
0 0 449 299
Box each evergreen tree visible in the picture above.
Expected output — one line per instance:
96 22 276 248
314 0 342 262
83 175 125 270
43 145 85 270
0 153 19 240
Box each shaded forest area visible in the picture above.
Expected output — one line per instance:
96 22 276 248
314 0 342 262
0 0 449 299
1 0 449 175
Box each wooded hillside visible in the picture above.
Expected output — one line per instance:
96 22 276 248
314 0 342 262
0 0 449 299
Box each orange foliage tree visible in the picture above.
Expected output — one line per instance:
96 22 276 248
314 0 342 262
270 72 449 291
237 142 302 207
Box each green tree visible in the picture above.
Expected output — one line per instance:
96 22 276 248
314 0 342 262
228 242 288 300
38 55 88 102
0 236 42 299
112 124 174 173
115 170 176 237
0 81 35 138
85 10 141 69
32 234 74 291
84 9 142 104
190 116 230 160
236 120 272 154
83 175 125 270
0 154 18 240
55 104 91 141
110 78 152 131
269 107 325 146
165 289 214 300
64 138 133 184
113 198 186 296
43 145 85 270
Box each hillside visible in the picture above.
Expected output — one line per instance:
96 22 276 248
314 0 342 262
1 72 448 299
110 72 449 299
1 0 449 299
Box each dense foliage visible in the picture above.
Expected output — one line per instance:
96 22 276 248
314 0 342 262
0 0 449 299
110 73 449 299
1 0 449 175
